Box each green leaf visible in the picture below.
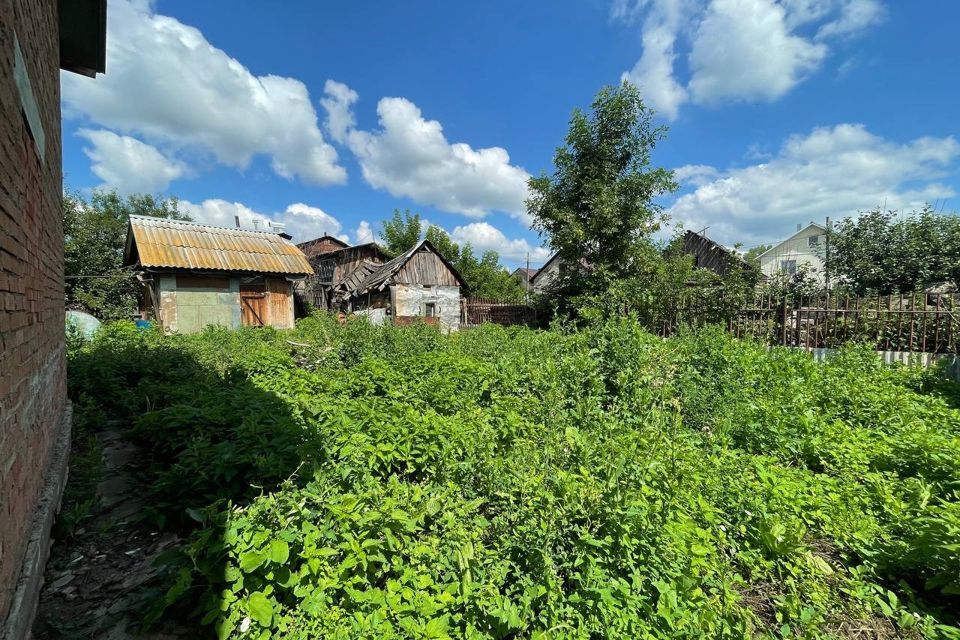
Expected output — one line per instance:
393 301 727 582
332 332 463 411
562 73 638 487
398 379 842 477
268 539 290 565
239 551 267 573
424 615 450 639
247 591 274 627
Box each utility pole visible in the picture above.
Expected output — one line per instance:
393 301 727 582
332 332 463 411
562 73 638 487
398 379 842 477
825 216 831 291
525 252 530 301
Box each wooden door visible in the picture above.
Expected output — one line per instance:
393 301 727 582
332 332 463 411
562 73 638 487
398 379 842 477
240 283 266 326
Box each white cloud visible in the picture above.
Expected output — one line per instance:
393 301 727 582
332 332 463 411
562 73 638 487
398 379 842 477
620 0 691 119
283 203 347 243
673 163 719 186
614 0 884 118
816 0 884 39
62 0 345 185
688 0 827 104
322 82 532 221
78 128 185 193
668 124 959 247
354 220 376 244
179 199 345 243
321 80 358 145
450 221 551 263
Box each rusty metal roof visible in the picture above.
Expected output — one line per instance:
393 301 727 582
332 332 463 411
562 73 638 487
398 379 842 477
125 216 313 275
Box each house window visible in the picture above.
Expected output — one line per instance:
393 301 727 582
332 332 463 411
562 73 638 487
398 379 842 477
808 235 820 247
424 302 436 317
781 260 797 275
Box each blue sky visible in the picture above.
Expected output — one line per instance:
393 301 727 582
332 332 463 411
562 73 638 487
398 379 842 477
61 0 960 267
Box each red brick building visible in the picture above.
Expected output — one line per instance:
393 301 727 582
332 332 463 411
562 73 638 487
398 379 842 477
0 1 105 636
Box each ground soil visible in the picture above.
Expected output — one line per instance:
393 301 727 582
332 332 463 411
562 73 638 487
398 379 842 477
32 429 190 640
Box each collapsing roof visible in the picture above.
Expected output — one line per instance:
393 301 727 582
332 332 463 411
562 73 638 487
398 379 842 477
351 240 463 295
124 215 313 276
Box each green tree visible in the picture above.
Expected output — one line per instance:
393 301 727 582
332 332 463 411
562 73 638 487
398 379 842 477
380 209 423 257
830 206 960 293
526 81 678 314
64 190 188 320
743 244 772 269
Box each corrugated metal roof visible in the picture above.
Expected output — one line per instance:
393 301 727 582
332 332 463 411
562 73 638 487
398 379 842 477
126 215 313 275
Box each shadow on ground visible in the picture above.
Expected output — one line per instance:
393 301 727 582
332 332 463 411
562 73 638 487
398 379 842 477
34 332 311 639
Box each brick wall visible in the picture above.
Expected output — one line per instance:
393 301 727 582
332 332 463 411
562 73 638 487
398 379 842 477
0 0 68 624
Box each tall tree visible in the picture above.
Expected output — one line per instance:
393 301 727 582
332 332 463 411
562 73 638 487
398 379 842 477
526 81 678 293
380 209 423 257
64 190 188 320
424 225 462 264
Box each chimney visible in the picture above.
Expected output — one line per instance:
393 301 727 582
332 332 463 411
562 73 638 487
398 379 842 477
268 221 286 234
252 219 260 231
234 215 241 228
797 223 802 231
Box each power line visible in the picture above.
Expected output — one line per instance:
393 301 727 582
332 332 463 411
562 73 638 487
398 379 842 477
65 274 133 279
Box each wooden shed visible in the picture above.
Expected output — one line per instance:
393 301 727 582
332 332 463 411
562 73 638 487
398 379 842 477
123 216 313 333
297 236 464 330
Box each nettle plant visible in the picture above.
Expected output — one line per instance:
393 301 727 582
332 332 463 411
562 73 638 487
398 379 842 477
67 315 960 639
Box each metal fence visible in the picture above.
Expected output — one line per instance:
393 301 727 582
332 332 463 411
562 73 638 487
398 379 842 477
461 297 538 328
729 291 960 354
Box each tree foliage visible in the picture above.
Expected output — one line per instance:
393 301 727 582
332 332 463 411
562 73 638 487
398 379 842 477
830 206 960 293
526 82 757 323
379 209 524 299
526 81 678 297
64 190 188 320
743 244 772 269
380 209 423 257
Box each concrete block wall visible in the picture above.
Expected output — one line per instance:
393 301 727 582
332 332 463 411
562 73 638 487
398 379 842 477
0 0 70 627
157 275 241 334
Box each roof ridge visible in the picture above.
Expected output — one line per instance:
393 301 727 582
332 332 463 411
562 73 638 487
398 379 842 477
128 214 287 237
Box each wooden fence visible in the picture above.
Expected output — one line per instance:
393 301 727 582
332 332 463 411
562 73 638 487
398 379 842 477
728 291 959 354
461 297 538 328
459 290 960 355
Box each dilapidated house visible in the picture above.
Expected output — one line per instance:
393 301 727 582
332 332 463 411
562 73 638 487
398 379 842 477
298 241 391 311
298 237 464 330
124 216 313 333
351 240 463 330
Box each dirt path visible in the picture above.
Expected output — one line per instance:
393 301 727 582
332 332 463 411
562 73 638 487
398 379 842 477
33 428 190 639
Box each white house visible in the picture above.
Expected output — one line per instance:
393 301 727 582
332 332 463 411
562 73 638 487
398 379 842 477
757 223 828 283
